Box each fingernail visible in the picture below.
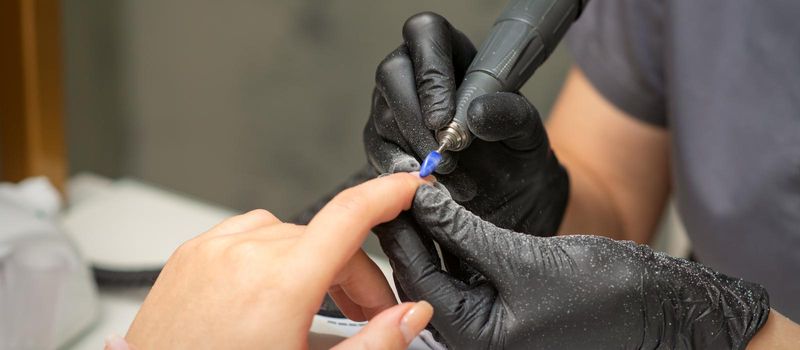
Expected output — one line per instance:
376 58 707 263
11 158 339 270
409 171 437 183
400 301 434 342
104 335 131 350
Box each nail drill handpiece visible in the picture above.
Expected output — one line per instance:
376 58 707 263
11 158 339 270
419 0 587 177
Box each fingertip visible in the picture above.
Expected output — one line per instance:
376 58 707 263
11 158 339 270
408 171 433 181
422 174 438 183
423 109 455 131
372 173 428 210
377 171 423 183
393 171 428 186
364 299 401 321
466 92 539 145
465 94 502 142
376 47 412 86
331 302 416 350
402 12 448 40
301 173 425 275
400 301 434 342
419 301 434 323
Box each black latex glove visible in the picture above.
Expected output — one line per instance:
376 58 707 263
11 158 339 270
374 185 771 349
363 12 568 236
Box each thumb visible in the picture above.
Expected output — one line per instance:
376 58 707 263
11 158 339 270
466 92 545 151
331 302 433 350
412 185 510 277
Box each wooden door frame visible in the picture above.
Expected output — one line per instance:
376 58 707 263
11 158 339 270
0 0 67 192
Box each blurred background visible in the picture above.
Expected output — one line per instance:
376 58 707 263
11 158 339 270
62 0 572 218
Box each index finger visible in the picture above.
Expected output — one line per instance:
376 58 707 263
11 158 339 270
298 173 427 285
403 12 476 130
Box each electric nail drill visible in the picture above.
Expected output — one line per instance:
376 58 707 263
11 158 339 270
419 0 588 177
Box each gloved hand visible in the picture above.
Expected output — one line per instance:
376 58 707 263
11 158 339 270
375 185 771 349
363 12 568 236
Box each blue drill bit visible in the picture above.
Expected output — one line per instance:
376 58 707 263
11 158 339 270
419 151 442 178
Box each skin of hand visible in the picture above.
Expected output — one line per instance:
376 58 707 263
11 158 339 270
363 12 569 236
375 184 772 349
123 173 433 350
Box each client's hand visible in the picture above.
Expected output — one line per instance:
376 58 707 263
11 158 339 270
376 185 770 349
124 173 432 349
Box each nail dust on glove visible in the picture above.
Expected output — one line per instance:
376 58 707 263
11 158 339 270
375 185 770 350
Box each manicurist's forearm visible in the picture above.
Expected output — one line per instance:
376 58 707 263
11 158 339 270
555 153 626 238
748 310 800 349
546 68 671 242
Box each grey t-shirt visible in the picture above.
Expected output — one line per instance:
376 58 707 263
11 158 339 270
567 0 800 319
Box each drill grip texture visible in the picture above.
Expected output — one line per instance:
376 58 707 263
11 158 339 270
443 0 585 151
470 0 584 90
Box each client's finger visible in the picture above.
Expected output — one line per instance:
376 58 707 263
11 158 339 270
202 209 281 238
298 173 425 286
328 286 365 321
330 302 433 350
329 249 397 321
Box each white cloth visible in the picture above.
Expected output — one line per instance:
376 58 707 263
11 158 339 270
0 177 98 349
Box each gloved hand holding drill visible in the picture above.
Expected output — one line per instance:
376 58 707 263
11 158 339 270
363 12 568 236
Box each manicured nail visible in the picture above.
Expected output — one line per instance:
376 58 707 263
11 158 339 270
409 171 437 184
400 301 434 342
104 335 130 350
